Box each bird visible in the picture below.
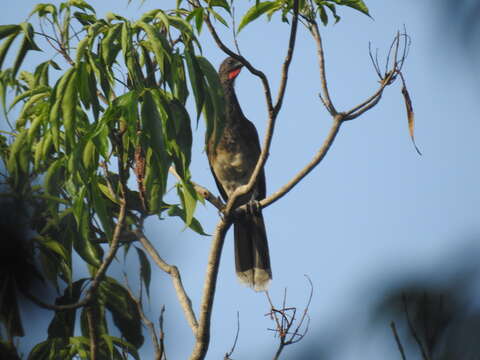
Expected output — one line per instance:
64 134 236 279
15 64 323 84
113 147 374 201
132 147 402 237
206 57 272 291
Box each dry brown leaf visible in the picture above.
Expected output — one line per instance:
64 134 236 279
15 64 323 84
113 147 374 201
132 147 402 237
400 73 422 156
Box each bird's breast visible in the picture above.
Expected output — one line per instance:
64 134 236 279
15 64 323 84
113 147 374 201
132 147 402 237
211 146 255 197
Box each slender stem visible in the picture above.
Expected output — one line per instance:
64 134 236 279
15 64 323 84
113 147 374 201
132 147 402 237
25 201 127 311
136 230 199 335
309 21 336 115
259 115 342 210
390 321 407 360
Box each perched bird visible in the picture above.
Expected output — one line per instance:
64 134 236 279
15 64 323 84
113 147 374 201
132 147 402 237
207 57 272 291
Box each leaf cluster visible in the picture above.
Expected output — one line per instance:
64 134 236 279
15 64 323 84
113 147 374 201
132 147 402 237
0 0 229 357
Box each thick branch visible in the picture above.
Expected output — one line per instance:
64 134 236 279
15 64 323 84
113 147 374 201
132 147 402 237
190 218 232 360
86 306 98 360
135 230 198 335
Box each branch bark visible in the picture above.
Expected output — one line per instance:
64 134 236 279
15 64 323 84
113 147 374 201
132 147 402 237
189 218 232 360
309 21 336 115
86 305 98 360
135 230 199 335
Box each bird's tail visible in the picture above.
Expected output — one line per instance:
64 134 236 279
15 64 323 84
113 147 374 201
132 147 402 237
234 210 272 291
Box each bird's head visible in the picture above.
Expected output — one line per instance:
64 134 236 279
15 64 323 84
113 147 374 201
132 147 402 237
219 57 244 84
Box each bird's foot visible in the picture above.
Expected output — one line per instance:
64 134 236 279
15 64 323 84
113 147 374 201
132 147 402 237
246 199 261 216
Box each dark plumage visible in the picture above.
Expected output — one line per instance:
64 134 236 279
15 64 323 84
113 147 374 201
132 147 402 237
206 57 272 291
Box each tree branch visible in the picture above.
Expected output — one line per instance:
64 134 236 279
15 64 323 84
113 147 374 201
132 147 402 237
86 305 98 360
390 321 407 360
169 167 224 211
124 275 163 360
135 230 199 335
343 70 395 120
224 0 300 215
190 218 233 360
274 0 300 115
258 115 342 210
309 21 336 115
25 201 127 311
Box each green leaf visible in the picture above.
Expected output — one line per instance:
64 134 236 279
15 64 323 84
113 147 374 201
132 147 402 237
99 277 144 348
318 5 328 25
184 48 204 121
0 25 21 39
12 37 30 77
61 68 78 148
73 11 97 26
141 90 170 201
91 177 114 239
29 3 58 22
207 8 229 27
44 158 64 195
238 1 280 33
6 129 28 174
0 32 20 70
327 0 370 17
75 37 89 63
101 23 122 66
47 279 87 339
110 337 140 360
208 0 231 13
196 56 225 147
168 205 209 235
136 21 171 76
69 0 96 14
135 247 151 298
177 180 197 227
28 340 51 360
9 86 50 111
323 2 340 23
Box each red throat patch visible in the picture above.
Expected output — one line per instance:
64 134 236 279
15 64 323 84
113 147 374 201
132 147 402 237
228 68 241 80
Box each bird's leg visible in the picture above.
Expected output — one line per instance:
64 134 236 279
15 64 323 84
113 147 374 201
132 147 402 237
246 188 261 216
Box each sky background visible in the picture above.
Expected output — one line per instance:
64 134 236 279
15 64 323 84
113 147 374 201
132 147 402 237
2 0 480 359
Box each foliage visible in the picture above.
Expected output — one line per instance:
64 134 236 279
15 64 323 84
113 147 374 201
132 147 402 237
0 0 370 358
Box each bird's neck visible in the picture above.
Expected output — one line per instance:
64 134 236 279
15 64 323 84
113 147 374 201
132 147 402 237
221 80 245 124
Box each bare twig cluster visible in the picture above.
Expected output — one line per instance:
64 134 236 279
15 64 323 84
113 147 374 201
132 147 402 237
266 277 313 360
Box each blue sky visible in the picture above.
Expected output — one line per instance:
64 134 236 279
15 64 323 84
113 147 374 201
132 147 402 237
2 0 479 359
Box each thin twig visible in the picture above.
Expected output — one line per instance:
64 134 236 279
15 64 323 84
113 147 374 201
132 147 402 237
230 0 241 55
25 201 127 311
159 306 166 360
402 294 430 360
309 21 336 115
124 274 162 360
169 167 224 211
257 115 342 210
135 230 199 335
224 311 240 360
390 321 407 360
273 0 299 115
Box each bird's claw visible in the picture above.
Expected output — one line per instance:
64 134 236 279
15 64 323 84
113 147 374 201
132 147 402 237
246 199 261 216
